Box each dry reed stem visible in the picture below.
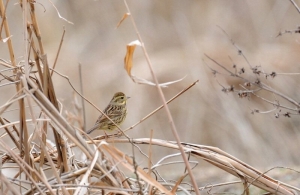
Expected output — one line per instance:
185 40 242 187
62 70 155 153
29 4 70 179
73 149 99 195
0 1 297 194
0 174 20 195
103 138 298 195
38 115 47 176
0 117 20 148
0 0 16 67
51 29 65 77
27 25 43 86
123 1 201 194
0 139 51 194
32 94 121 187
0 2 128 187
38 135 69 195
101 142 172 195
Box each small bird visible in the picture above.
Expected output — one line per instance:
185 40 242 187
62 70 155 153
87 92 129 134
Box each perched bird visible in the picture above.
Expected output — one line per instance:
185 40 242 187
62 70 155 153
87 92 129 134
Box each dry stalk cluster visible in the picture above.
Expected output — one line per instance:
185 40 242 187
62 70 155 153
205 27 300 118
0 1 298 195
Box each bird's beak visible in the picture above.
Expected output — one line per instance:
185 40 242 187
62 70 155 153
127 96 130 100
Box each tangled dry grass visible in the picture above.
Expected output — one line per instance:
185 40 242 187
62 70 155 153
0 1 299 195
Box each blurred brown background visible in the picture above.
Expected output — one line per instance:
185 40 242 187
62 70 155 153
1 0 300 180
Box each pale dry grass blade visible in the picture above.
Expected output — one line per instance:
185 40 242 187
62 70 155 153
100 142 173 195
0 0 16 67
0 174 20 195
0 1 298 194
38 136 70 195
0 139 53 194
73 149 98 195
105 138 298 195
0 117 20 149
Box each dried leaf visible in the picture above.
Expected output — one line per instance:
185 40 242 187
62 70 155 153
116 13 130 28
124 40 141 76
131 75 186 88
157 75 187 87
124 40 185 87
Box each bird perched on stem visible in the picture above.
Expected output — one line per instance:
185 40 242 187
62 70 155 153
87 92 129 134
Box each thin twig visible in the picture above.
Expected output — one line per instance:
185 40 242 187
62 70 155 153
132 139 144 195
78 63 86 131
51 28 65 76
204 54 300 108
217 26 254 70
275 72 300 76
124 80 199 132
289 0 300 13
147 129 153 175
22 0 29 78
238 84 297 113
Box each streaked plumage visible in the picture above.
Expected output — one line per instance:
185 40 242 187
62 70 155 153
87 92 128 134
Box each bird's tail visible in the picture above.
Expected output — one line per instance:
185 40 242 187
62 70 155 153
86 124 98 134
